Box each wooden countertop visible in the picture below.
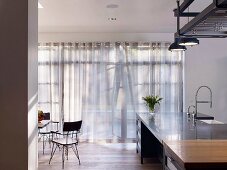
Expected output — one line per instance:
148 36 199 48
164 140 227 169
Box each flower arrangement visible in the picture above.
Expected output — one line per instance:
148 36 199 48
38 110 44 123
142 95 162 112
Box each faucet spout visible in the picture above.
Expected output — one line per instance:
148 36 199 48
187 105 195 115
195 86 213 118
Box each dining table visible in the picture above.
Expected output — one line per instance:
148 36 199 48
38 120 50 129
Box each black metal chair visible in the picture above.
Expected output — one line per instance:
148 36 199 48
38 112 59 154
49 120 82 169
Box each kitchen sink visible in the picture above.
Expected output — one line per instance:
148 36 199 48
200 120 224 124
195 113 214 120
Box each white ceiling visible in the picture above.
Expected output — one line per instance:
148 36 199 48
38 0 212 33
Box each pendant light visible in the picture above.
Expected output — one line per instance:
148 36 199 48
178 37 199 46
169 1 200 51
178 6 199 46
169 0 187 52
169 39 187 52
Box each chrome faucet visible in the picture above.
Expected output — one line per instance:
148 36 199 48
187 105 195 116
195 86 212 118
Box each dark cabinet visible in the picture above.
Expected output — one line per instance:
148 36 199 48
136 116 162 164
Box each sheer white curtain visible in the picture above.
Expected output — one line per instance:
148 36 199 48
38 42 184 141
38 43 63 122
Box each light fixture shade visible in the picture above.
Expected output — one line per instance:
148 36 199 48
178 38 199 46
168 42 187 52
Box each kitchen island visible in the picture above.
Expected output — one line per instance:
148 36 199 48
136 112 227 169
164 140 227 170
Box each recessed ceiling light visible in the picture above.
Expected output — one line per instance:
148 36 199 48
108 18 117 21
38 2 43 9
106 4 119 9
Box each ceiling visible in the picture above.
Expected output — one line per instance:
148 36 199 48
38 0 212 33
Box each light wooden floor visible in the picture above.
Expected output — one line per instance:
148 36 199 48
38 142 162 170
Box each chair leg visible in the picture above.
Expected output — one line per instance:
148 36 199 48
62 146 65 169
55 132 59 139
72 144 80 165
49 134 51 147
42 135 45 154
38 134 41 142
49 143 57 164
66 147 69 160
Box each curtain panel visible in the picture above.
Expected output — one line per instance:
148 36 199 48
38 42 184 141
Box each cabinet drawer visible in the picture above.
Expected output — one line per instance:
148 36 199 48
136 119 141 133
137 130 141 141
137 119 141 129
137 142 141 153
165 148 184 170
137 126 141 134
166 157 178 170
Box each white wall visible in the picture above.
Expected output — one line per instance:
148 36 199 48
28 0 38 169
38 32 173 42
185 38 227 122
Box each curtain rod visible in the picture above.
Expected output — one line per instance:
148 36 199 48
38 42 171 47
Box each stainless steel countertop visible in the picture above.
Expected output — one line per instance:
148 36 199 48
137 112 227 143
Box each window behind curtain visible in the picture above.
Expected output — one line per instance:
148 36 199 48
38 42 184 141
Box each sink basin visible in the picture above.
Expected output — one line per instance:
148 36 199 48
196 113 214 120
200 120 224 124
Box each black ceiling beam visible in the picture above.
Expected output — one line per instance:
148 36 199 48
216 0 227 7
178 0 195 13
174 0 227 38
173 0 198 17
174 10 199 17
178 2 217 35
174 32 227 38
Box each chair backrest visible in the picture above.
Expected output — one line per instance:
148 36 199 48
43 112 50 120
63 120 82 132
